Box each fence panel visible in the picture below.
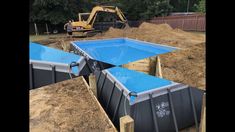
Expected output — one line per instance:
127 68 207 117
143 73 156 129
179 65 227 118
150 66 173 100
149 14 205 31
30 14 205 35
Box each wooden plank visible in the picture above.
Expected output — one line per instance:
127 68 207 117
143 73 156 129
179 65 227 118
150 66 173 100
122 58 152 74
155 56 163 78
120 115 134 132
123 65 150 71
134 60 150 64
89 74 97 97
82 77 117 132
60 40 70 52
199 93 206 132
45 23 49 35
122 64 150 73
34 23 39 36
124 61 150 67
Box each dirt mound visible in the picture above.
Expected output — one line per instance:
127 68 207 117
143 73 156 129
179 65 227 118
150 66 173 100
34 39 58 45
99 22 205 49
160 42 205 90
139 22 173 31
100 27 128 38
34 38 73 51
30 77 116 132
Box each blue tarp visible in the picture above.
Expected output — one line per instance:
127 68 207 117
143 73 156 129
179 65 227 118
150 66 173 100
30 42 81 64
30 42 81 74
72 38 177 66
107 67 173 93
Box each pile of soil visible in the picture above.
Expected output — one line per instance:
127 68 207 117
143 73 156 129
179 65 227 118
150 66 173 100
30 77 116 132
34 38 73 50
160 42 205 90
96 22 205 49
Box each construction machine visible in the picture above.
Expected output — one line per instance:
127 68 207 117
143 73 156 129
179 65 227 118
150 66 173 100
71 6 128 36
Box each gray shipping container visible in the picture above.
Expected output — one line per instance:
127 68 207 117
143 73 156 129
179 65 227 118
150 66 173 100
30 42 114 89
30 42 89 89
95 67 204 132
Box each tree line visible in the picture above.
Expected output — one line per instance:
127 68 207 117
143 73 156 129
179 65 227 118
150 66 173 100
30 0 205 25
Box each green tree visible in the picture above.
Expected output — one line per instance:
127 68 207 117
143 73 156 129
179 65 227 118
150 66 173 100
194 0 205 13
30 0 176 23
30 0 90 24
170 0 200 12
118 0 172 20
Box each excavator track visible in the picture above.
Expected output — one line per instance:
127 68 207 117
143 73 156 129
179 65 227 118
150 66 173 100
72 30 102 37
84 30 102 37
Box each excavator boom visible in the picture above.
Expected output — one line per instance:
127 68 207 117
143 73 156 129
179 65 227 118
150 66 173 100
86 6 127 26
71 5 128 36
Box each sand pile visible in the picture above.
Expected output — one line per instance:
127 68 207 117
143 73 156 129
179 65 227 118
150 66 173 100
30 77 116 132
99 22 205 49
160 42 205 89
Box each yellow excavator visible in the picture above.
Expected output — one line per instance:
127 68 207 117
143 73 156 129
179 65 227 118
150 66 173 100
71 6 128 36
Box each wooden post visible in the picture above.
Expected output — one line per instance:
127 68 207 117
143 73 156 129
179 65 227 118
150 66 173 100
120 115 134 132
46 23 49 35
195 15 198 31
199 93 206 132
89 74 97 97
34 23 38 36
182 19 185 30
155 56 163 78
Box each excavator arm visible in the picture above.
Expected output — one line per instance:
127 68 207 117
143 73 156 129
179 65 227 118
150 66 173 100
86 6 128 27
71 5 128 36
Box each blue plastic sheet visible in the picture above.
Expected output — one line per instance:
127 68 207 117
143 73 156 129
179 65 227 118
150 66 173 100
30 42 81 74
30 42 81 64
73 38 177 66
107 67 173 93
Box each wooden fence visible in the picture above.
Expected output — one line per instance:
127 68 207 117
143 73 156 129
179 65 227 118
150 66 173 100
149 14 205 31
30 14 205 34
93 14 205 32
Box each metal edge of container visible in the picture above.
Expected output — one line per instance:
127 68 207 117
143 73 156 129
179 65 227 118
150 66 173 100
102 69 189 105
97 69 204 132
71 37 125 43
135 83 189 104
125 37 182 50
70 41 93 59
71 37 181 51
102 69 131 97
30 56 86 76
70 38 181 69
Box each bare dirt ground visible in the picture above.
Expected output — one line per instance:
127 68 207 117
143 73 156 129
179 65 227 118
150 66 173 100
30 77 116 132
160 42 205 90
